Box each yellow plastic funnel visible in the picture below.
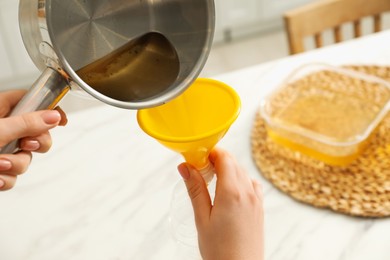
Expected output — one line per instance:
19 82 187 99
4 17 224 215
137 78 241 180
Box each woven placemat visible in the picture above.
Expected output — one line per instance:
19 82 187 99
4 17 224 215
251 65 390 218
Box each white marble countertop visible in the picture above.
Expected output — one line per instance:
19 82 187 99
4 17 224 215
1 30 390 260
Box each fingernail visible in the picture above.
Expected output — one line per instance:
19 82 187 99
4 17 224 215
178 164 190 180
0 159 12 171
41 110 61 125
0 179 5 188
23 140 40 151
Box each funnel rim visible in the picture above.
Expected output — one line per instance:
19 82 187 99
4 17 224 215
137 78 241 143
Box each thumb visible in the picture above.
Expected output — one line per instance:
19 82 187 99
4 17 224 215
0 110 61 147
177 163 212 225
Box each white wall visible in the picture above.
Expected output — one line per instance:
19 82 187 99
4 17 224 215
214 0 315 42
0 0 40 90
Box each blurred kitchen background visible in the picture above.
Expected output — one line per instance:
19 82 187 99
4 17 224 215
0 0 389 107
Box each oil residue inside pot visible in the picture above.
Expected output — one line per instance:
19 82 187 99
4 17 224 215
77 32 180 102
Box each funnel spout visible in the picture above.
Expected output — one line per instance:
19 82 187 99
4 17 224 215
198 161 215 184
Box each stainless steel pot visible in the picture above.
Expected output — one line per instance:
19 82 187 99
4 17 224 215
1 0 215 154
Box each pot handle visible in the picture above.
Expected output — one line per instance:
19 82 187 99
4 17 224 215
0 67 70 154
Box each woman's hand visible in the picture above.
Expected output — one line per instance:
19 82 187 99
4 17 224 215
177 148 264 260
0 90 67 191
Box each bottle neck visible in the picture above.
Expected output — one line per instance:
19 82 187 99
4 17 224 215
198 162 214 185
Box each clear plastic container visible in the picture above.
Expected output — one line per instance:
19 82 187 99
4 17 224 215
260 63 390 166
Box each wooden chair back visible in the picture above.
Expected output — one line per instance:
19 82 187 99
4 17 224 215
284 0 390 54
